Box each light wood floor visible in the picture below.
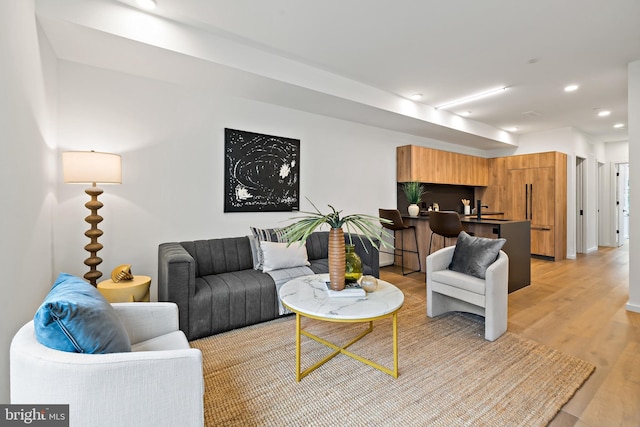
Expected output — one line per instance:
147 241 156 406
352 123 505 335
380 243 640 427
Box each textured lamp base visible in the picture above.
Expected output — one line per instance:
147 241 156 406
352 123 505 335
84 185 104 286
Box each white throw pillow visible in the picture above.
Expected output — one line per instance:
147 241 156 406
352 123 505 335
260 241 310 272
249 227 287 270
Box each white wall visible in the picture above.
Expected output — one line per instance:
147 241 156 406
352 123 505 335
54 61 459 299
628 59 640 313
0 0 57 403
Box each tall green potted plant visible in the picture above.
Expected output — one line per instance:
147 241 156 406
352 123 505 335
403 182 424 217
283 200 392 291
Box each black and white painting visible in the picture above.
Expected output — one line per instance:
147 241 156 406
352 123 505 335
224 128 300 212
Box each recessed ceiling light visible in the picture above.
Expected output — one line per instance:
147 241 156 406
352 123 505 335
614 123 625 128
460 111 471 116
505 127 518 132
598 110 611 117
136 0 157 10
564 84 579 92
409 93 423 101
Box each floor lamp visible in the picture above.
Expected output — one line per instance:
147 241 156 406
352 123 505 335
62 151 122 286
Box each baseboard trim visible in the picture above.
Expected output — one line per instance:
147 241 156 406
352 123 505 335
626 302 640 313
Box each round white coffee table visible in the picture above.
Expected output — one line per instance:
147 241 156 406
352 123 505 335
279 274 404 381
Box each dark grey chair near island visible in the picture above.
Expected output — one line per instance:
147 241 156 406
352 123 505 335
428 211 464 255
379 208 421 275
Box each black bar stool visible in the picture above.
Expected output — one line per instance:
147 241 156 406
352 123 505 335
379 209 421 275
428 211 463 255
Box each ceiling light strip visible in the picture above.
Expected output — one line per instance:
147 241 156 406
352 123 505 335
435 87 508 110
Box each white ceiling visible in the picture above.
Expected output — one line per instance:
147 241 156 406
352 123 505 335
36 0 640 149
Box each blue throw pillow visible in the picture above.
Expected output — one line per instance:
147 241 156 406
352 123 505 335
34 273 131 353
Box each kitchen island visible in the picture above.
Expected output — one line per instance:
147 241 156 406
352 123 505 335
401 214 531 293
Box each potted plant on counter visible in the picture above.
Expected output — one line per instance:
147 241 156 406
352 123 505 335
282 200 392 291
403 182 424 217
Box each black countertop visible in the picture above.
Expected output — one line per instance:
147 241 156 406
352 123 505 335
402 213 528 225
459 217 527 225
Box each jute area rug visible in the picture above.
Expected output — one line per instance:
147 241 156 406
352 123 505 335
191 293 594 426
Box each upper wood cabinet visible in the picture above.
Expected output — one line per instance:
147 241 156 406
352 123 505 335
396 145 489 186
504 152 557 170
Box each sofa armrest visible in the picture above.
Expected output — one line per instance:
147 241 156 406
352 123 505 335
158 243 195 339
10 322 203 427
485 250 509 301
112 302 180 345
426 245 455 277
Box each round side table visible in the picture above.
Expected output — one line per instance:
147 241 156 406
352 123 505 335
97 275 151 303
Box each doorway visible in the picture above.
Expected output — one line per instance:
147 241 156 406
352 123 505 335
576 156 586 253
615 163 630 246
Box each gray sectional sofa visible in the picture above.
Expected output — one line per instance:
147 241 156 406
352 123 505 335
158 231 379 340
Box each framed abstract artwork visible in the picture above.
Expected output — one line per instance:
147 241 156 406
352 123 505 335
224 128 300 212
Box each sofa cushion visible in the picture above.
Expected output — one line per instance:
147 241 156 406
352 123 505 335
131 330 190 352
260 241 310 272
34 273 131 354
431 269 487 295
250 227 288 270
448 231 506 279
193 269 279 338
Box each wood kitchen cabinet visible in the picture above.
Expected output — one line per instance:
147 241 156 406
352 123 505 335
395 145 567 261
397 145 489 186
504 152 566 260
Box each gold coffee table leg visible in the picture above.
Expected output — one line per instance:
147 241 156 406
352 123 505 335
295 314 302 382
294 312 399 381
393 311 398 378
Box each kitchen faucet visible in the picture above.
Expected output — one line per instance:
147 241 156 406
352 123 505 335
476 200 489 220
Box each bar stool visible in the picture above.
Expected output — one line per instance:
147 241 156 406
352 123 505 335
428 211 463 254
378 209 421 275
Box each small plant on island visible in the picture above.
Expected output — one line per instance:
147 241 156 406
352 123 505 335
402 181 424 205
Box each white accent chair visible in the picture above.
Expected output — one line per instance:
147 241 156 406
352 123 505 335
10 303 204 427
427 246 509 341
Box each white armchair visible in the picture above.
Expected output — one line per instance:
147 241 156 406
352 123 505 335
10 302 204 427
427 246 509 341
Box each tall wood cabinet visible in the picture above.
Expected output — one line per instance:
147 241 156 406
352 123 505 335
503 152 567 260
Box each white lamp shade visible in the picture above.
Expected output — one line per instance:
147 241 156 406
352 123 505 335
63 151 122 184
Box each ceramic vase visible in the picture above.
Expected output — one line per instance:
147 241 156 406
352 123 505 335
408 204 420 217
328 228 346 291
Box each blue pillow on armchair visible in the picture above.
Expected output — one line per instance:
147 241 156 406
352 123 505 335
34 273 131 353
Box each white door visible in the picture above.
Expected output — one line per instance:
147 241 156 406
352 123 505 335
615 163 630 246
576 157 585 253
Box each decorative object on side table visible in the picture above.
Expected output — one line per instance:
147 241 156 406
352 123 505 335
402 181 424 217
283 199 392 291
98 264 150 302
111 264 134 282
62 151 122 286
